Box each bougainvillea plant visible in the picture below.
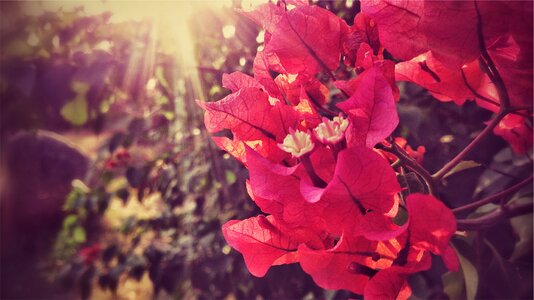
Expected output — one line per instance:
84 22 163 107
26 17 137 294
198 0 532 298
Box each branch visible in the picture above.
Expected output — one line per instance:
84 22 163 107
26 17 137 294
433 111 506 181
474 0 511 109
381 140 437 196
452 175 533 214
457 201 533 231
433 2 532 182
460 68 500 108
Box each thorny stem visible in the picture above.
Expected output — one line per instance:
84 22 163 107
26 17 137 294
457 202 533 231
452 175 533 214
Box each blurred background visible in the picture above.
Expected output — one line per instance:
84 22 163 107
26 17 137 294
0 1 531 299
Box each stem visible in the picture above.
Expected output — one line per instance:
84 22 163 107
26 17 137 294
305 90 339 117
453 175 533 214
457 202 533 231
460 68 500 108
474 0 511 109
382 141 437 196
434 1 527 182
506 105 534 114
433 111 506 181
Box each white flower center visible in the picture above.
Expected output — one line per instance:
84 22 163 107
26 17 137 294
278 128 314 157
314 115 349 144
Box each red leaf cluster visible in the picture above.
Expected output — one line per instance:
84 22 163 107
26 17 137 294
362 0 532 153
195 0 532 297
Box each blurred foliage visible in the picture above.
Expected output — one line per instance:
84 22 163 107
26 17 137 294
0 1 531 300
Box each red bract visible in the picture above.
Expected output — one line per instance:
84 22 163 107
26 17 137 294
197 87 301 163
197 1 473 297
364 251 432 300
242 2 348 81
336 66 398 148
395 51 494 106
369 0 532 153
318 146 401 236
343 12 381 67
360 0 426 64
222 215 324 277
489 34 533 108
494 114 534 154
364 194 458 299
222 72 263 92
79 244 102 265
405 194 456 256
299 235 396 294
380 137 425 164
361 0 508 69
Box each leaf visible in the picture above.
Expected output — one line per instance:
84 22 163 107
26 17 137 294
63 215 78 229
442 160 482 180
397 172 426 195
60 95 88 126
510 212 533 261
442 271 464 300
336 66 398 148
108 132 125 153
225 170 237 185
126 166 149 188
457 248 478 300
474 147 531 197
73 226 86 243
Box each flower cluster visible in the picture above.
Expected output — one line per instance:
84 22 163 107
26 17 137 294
196 1 534 298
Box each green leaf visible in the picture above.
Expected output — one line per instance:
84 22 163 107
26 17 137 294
73 226 86 243
72 81 90 94
510 212 533 261
442 271 464 300
443 160 482 180
60 96 88 126
397 172 426 195
225 170 237 185
457 247 478 300
63 215 78 229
